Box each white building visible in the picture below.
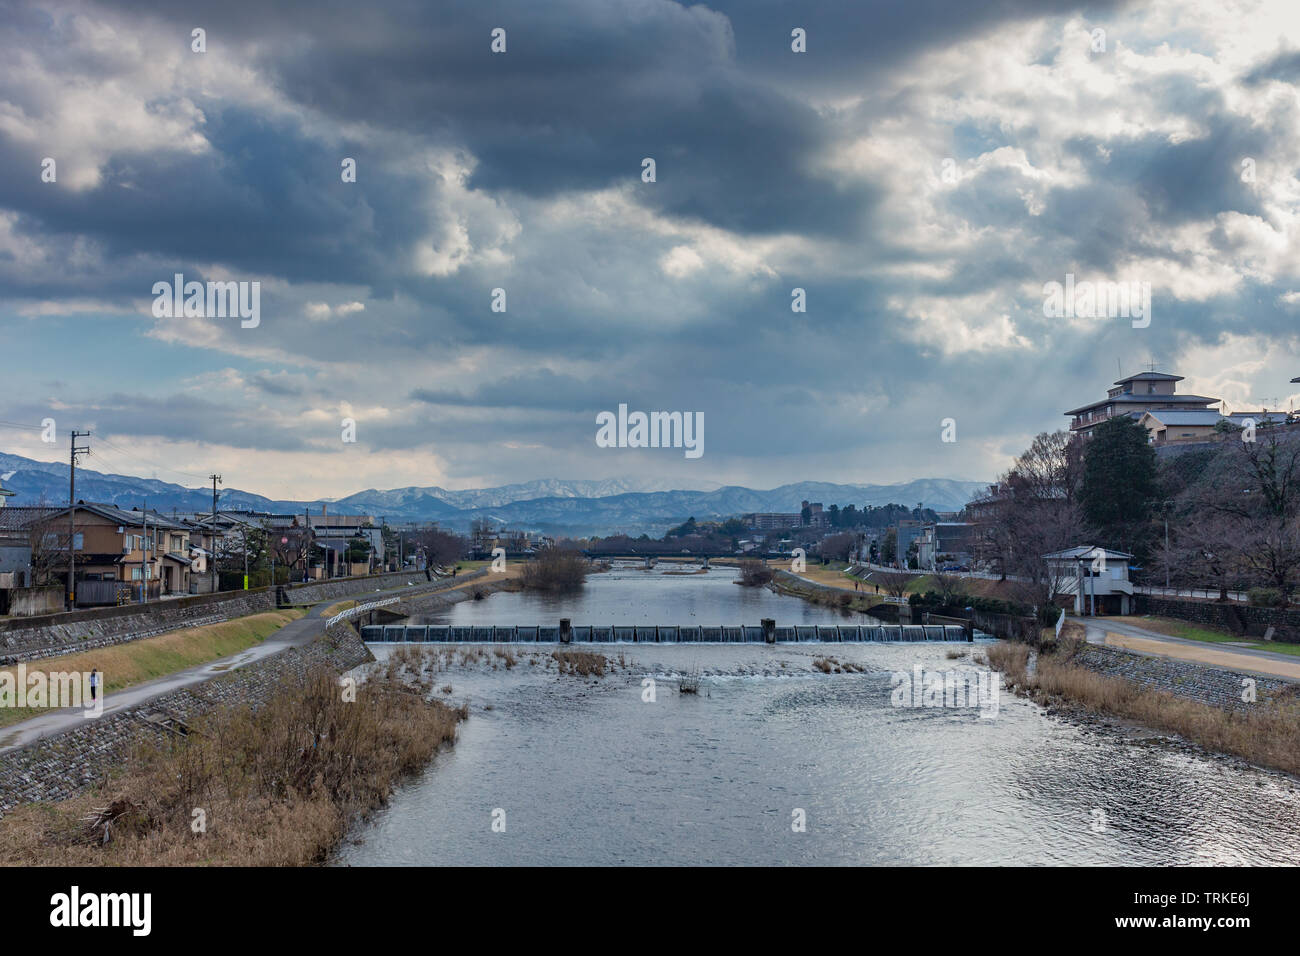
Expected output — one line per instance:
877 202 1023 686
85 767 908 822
1042 545 1134 615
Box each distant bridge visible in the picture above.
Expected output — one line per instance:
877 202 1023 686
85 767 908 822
582 551 784 560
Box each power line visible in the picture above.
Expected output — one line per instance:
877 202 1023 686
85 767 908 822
0 416 210 484
89 436 211 483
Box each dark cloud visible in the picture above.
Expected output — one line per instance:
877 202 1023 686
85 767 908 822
0 0 1294 493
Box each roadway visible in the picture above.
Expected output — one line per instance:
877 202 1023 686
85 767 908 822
1082 617 1300 683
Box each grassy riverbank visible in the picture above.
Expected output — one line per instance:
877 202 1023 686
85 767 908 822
0 609 306 729
769 573 884 615
986 636 1300 777
0 657 467 866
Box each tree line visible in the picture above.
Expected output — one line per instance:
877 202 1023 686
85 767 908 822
974 415 1299 605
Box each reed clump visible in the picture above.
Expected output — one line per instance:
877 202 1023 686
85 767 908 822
737 559 774 587
0 661 467 866
551 650 607 677
678 666 702 694
519 549 590 591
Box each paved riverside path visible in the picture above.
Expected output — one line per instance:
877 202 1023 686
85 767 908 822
1083 617 1300 683
0 572 489 754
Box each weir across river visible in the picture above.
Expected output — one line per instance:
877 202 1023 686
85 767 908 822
360 621 978 643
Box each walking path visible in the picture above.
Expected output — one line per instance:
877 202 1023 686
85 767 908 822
1083 618 1300 683
0 572 492 754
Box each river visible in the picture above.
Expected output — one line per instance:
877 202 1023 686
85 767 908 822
332 563 1300 866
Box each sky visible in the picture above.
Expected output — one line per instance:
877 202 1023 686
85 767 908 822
2 0 1300 499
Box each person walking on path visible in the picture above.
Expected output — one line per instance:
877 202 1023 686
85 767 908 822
88 668 99 702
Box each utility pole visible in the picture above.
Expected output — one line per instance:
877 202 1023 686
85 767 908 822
141 497 148 604
209 474 222 593
66 430 90 609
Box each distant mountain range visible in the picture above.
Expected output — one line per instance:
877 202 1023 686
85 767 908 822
0 451 988 536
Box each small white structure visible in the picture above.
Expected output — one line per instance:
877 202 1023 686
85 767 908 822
1043 545 1134 615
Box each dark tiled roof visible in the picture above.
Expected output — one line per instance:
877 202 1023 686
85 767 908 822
48 502 191 531
0 506 61 531
1113 371 1182 384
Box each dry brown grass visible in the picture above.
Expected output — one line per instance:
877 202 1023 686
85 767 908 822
551 650 607 677
0 659 467 866
811 656 863 674
985 639 1300 776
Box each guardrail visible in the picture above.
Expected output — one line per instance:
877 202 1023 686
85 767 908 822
326 597 401 628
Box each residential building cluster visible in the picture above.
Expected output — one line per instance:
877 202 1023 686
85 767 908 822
741 501 830 530
0 479 390 612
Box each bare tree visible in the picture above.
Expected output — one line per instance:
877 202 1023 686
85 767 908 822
408 528 465 567
929 569 967 606
870 568 916 600
969 430 1085 608
818 532 855 562
266 522 313 573
1179 427 1300 598
17 498 67 587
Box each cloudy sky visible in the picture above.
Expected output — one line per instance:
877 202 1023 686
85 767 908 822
2 0 1300 498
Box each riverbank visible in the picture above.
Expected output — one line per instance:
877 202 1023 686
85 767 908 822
770 570 1300 780
0 653 467 865
766 570 883 615
0 608 306 730
987 634 1300 779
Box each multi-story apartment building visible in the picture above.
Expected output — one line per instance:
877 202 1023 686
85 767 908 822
1065 371 1219 438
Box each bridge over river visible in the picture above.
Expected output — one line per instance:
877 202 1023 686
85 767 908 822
360 621 978 643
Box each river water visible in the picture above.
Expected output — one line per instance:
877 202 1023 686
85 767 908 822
333 563 1300 866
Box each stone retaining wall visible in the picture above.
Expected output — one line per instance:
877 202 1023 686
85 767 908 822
1131 593 1300 642
1070 641 1293 713
0 625 374 818
0 569 478 663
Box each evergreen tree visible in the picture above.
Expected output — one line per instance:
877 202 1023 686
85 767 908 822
1080 416 1158 553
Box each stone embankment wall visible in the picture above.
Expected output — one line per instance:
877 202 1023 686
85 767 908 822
1068 642 1293 714
1132 594 1300 643
0 625 374 818
0 569 478 663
